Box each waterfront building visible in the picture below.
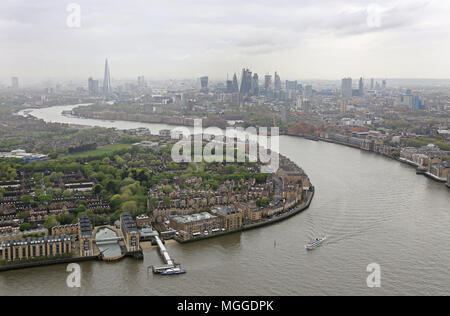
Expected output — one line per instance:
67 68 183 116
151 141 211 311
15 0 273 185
120 213 140 252
239 203 263 222
79 215 94 257
211 206 243 230
0 235 72 262
169 212 222 235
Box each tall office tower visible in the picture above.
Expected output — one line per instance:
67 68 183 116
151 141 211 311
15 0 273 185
200 76 209 92
285 80 298 91
370 78 374 90
274 72 282 91
341 78 353 98
285 80 298 100
11 77 19 89
382 80 387 90
138 76 147 89
264 75 272 92
252 73 259 95
88 77 99 95
358 77 364 96
239 69 252 95
232 74 239 93
103 59 112 95
304 85 313 98
226 80 233 93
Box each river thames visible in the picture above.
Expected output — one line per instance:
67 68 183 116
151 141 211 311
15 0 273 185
1 105 449 296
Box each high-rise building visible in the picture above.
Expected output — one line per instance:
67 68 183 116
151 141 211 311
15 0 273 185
239 69 252 95
226 80 233 93
252 73 259 95
274 72 282 91
304 85 313 98
264 75 272 92
285 80 298 91
103 59 112 95
341 78 353 98
382 80 387 90
11 77 19 89
370 78 374 90
232 74 239 93
200 76 209 92
358 77 364 96
88 77 99 95
285 80 297 100
138 76 147 89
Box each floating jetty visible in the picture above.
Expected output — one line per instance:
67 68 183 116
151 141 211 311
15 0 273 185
150 235 185 275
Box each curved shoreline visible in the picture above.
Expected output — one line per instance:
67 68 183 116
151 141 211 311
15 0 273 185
176 188 315 244
11 104 317 261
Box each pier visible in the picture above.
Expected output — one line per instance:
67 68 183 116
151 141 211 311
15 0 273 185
150 235 184 274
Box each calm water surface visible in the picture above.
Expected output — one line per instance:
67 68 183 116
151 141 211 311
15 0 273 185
1 106 449 296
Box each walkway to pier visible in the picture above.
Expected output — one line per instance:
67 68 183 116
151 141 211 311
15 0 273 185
151 235 176 273
155 235 173 266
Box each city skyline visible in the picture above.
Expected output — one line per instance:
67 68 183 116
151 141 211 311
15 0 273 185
1 0 450 81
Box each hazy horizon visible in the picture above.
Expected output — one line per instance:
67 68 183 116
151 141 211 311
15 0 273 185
1 0 450 82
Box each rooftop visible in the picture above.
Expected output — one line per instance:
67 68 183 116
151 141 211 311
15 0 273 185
171 212 217 224
120 213 139 234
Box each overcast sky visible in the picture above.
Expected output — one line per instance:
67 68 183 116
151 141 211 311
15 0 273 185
1 0 450 82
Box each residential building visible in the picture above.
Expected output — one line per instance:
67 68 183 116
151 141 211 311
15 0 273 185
169 212 222 235
0 235 72 262
120 213 140 252
79 215 94 257
211 206 243 230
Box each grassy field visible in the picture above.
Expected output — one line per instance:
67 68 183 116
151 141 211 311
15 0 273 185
67 144 132 158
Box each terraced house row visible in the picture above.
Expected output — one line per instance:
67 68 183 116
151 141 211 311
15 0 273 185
0 235 72 262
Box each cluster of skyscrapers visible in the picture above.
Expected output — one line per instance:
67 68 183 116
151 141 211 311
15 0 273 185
222 68 304 101
341 77 388 98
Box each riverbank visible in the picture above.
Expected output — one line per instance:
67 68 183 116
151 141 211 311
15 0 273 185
0 255 100 272
287 133 450 187
176 189 315 244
